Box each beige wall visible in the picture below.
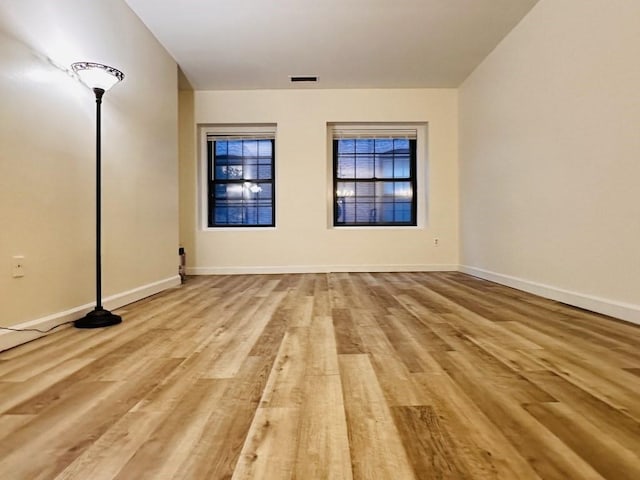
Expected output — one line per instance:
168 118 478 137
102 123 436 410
0 0 179 342
181 89 459 273
459 0 640 322
179 89 197 265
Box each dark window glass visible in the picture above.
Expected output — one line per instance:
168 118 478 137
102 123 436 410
208 138 275 227
334 138 416 226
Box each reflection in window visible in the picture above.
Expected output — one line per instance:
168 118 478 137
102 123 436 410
334 138 416 226
208 139 275 227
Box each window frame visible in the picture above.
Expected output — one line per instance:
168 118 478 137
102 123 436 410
329 124 426 228
200 124 277 230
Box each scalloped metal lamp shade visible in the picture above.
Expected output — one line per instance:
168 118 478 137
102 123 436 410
72 62 124 91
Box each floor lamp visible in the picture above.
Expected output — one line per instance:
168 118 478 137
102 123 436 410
71 62 125 329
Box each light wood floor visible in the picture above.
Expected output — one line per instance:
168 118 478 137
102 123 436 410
0 272 639 479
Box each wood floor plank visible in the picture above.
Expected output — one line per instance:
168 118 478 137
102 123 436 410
0 380 117 479
0 414 35 442
0 329 105 381
523 402 640 480
411 372 542 480
1 357 98 414
111 379 228 480
386 307 455 352
332 308 366 355
232 407 301 480
54 410 163 480
442 349 557 404
0 326 78 360
375 312 446 373
293 375 353 480
0 272 637 479
434 353 607 480
306 315 340 376
339 354 416 480
260 327 310 408
391 405 471 479
624 367 640 377
203 291 287 379
368 353 432 406
520 348 640 421
288 296 314 328
522 370 640 449
171 355 273 480
249 305 289 358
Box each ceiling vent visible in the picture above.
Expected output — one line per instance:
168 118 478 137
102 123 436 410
289 75 318 83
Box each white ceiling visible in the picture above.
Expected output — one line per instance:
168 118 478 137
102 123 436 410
124 0 539 90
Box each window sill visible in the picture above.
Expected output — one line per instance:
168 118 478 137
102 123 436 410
202 226 277 232
331 224 423 231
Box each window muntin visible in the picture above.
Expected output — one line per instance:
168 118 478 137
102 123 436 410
208 138 275 227
334 137 417 226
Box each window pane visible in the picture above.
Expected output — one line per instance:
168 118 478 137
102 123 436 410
243 140 258 157
227 140 242 157
209 137 275 227
227 207 243 224
378 181 395 196
342 201 355 224
394 156 410 178
380 202 394 222
227 165 243 179
355 156 374 179
258 207 272 225
395 181 412 199
356 139 374 153
375 156 394 178
375 138 393 153
244 206 258 224
215 206 228 224
258 182 273 199
215 141 228 157
355 202 376 223
355 181 374 198
225 184 243 199
336 181 355 198
214 184 227 199
395 202 412 222
258 140 272 157
333 136 416 226
242 182 260 198
338 139 355 154
258 164 272 179
337 155 355 178
243 164 257 179
214 166 227 180
394 138 409 151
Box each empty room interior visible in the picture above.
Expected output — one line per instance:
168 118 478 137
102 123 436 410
1 0 639 478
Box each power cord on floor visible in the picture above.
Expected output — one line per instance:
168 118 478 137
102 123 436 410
0 320 75 334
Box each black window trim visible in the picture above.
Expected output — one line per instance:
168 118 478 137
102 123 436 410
206 135 276 228
332 137 418 227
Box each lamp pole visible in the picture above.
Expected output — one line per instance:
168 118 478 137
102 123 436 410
71 62 124 329
94 87 105 312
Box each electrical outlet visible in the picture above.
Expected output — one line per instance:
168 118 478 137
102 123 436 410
12 256 25 278
434 238 439 247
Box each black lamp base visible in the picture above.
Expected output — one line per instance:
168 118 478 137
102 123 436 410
74 307 122 329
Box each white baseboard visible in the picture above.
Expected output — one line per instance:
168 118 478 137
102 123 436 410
187 264 459 275
0 275 181 353
459 265 640 326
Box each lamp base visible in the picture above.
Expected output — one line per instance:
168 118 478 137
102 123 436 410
74 307 122 329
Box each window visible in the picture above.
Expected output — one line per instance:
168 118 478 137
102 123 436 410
205 127 275 227
332 127 418 226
